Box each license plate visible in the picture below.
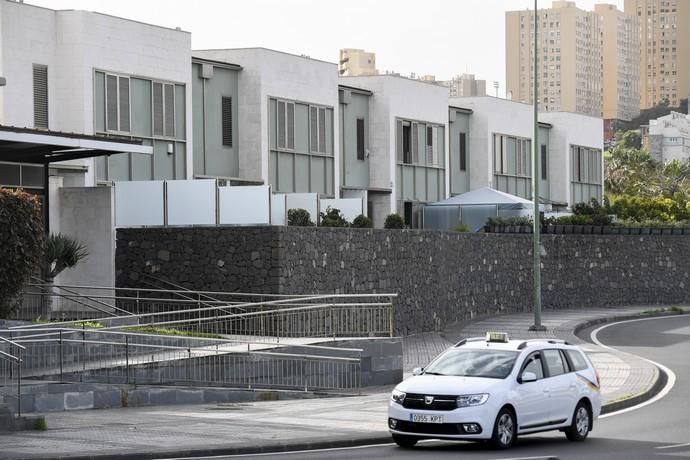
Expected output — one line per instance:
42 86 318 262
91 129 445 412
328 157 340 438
410 413 443 424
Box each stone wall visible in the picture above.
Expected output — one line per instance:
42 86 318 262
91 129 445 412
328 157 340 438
116 227 690 334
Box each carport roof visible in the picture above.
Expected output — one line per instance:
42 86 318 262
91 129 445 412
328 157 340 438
0 125 152 164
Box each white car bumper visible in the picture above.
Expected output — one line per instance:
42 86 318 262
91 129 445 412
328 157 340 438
387 399 499 440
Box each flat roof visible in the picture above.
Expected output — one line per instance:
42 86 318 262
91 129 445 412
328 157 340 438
0 126 151 164
338 84 373 96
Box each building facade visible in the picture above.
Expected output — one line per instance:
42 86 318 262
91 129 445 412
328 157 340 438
338 48 377 77
506 1 639 123
340 76 449 227
647 111 690 162
194 48 340 197
625 0 690 110
0 1 193 190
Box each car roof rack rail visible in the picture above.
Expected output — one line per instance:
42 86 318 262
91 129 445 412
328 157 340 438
454 337 485 347
517 338 570 350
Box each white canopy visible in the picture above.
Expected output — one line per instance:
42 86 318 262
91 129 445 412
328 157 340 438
427 187 534 208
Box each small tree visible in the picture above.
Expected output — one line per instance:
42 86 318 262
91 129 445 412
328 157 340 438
384 213 404 229
287 208 314 226
0 188 45 319
352 214 373 228
42 233 88 320
319 207 349 227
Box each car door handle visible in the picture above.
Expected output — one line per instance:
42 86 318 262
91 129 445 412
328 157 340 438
569 384 577 390
543 388 550 393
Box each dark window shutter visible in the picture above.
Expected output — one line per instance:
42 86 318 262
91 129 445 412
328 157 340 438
310 106 318 152
356 118 365 160
426 126 433 164
164 84 175 137
222 96 232 146
287 103 295 149
541 145 547 180
318 107 326 153
33 64 49 129
277 101 286 148
106 74 118 131
153 82 164 136
459 132 467 171
118 77 130 132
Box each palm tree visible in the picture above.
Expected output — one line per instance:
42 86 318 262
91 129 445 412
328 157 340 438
41 234 88 320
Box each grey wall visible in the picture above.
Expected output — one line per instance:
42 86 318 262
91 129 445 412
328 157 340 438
116 227 690 335
58 187 115 289
192 63 240 179
449 110 470 196
340 91 370 189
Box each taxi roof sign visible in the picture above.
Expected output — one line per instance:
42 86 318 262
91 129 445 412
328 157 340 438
486 332 509 343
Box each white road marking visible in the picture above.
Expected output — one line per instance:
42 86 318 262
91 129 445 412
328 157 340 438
590 315 680 419
491 456 559 460
656 441 690 450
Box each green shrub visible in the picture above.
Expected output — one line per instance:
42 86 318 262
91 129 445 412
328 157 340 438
319 207 350 227
351 214 373 228
384 213 404 229
287 208 314 226
0 188 45 318
454 223 470 233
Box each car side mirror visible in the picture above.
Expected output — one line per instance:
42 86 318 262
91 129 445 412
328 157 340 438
412 367 424 376
520 371 537 383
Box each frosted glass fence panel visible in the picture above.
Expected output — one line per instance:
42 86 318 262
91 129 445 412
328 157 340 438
271 194 287 226
115 181 164 227
167 179 216 226
320 198 363 222
286 193 319 222
423 206 461 231
218 185 270 225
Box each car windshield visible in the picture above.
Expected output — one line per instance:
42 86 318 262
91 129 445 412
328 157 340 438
423 349 519 379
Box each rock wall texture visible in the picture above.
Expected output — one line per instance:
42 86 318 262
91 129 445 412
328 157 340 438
116 227 690 334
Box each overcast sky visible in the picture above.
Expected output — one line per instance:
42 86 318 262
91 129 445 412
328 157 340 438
28 0 625 95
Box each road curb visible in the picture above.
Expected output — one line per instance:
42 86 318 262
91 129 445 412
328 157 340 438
9 435 394 460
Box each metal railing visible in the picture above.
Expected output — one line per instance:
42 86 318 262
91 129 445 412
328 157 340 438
0 335 24 415
14 287 396 342
2 328 362 392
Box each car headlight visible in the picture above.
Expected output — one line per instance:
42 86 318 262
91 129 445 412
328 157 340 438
456 393 489 408
391 389 406 404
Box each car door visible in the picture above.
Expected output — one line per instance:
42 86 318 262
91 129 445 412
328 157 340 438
513 351 552 431
542 349 577 424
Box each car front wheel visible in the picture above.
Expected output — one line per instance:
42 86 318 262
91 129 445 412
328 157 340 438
565 401 591 442
491 407 516 449
392 433 418 448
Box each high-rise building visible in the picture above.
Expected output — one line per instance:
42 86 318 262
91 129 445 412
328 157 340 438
506 1 639 122
625 0 690 110
338 48 376 76
440 74 487 97
596 4 641 122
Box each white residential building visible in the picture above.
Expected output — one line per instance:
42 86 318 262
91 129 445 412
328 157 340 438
194 48 340 198
453 96 603 207
0 0 193 188
647 112 690 163
340 75 449 227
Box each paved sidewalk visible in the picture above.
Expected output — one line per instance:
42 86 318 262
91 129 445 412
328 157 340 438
0 307 674 460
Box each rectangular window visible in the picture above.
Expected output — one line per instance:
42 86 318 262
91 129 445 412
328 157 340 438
412 123 419 164
459 132 467 171
153 82 175 137
33 64 48 129
222 96 232 146
277 100 295 150
402 122 412 164
106 74 130 133
356 118 365 160
309 106 329 154
541 144 547 180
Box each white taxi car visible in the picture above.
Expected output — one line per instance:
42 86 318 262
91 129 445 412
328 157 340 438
388 332 601 449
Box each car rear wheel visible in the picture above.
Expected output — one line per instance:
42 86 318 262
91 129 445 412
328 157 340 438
565 401 591 442
491 407 516 449
392 434 418 448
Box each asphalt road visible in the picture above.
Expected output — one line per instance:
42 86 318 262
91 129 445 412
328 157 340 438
184 314 690 460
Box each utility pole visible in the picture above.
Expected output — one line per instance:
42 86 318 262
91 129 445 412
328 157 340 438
530 0 545 332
